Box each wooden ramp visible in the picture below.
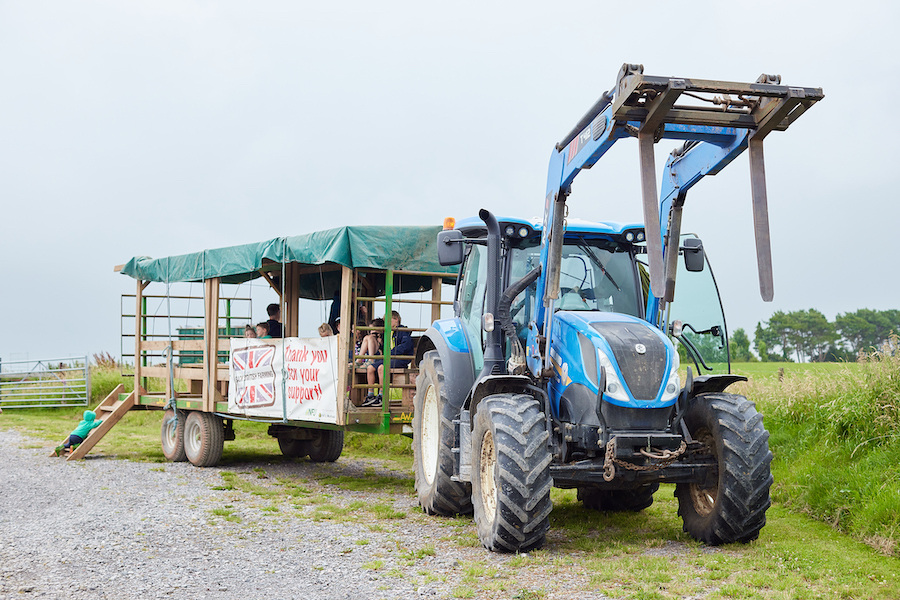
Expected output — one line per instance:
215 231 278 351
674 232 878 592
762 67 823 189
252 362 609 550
48 384 136 461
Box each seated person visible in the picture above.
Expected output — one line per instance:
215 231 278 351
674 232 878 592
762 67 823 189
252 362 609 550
266 303 283 338
356 318 384 367
256 322 271 339
363 311 412 406
244 324 257 338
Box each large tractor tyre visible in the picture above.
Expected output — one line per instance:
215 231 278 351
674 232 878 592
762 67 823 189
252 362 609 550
277 436 309 459
306 429 344 463
675 392 773 545
472 394 553 552
161 408 187 462
577 483 660 512
413 350 473 516
184 411 225 467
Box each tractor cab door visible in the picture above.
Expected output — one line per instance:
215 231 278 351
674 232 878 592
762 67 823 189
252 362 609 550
456 243 487 374
665 234 732 375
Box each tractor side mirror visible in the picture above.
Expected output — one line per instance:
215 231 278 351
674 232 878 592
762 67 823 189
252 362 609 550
437 230 465 266
682 238 705 272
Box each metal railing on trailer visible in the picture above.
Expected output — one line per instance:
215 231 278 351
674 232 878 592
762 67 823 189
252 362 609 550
346 267 455 432
120 292 252 392
0 357 90 409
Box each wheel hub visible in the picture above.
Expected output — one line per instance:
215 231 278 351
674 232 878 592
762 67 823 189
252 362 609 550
421 384 439 486
479 430 497 525
185 419 201 456
688 428 718 517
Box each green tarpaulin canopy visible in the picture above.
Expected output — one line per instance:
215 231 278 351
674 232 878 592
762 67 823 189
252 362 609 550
120 226 456 300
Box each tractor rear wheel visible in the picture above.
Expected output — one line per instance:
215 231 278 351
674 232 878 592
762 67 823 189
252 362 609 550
184 411 224 467
578 483 659 512
305 429 343 463
161 408 187 462
675 392 773 545
413 351 472 516
472 394 552 552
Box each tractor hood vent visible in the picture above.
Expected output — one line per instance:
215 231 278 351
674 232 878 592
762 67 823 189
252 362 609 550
590 321 667 400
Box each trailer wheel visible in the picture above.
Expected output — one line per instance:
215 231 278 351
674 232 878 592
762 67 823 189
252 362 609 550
577 483 659 512
675 392 773 545
413 351 472 516
306 430 343 463
184 411 225 467
161 408 187 462
472 394 552 552
277 437 309 459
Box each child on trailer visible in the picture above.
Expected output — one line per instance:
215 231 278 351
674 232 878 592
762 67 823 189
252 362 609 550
55 410 103 456
363 311 413 407
356 318 384 367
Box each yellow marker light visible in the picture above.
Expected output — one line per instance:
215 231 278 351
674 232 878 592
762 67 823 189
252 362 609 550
443 217 456 230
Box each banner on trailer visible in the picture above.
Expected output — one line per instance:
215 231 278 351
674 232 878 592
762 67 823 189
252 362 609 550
228 336 339 423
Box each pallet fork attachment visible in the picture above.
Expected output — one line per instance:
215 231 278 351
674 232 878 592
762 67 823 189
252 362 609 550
543 63 823 315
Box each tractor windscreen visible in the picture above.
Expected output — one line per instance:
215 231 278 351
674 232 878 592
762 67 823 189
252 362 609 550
509 237 642 323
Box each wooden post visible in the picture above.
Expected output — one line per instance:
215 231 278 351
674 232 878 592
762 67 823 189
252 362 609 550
134 280 149 398
203 277 221 413
431 276 443 324
336 266 353 425
285 263 300 338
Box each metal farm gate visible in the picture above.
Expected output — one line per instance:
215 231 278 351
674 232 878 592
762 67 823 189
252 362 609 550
0 357 90 409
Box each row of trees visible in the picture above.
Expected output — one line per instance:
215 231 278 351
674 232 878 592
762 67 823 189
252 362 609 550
747 308 900 363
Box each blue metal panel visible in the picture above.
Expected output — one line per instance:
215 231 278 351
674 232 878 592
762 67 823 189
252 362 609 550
430 318 470 354
548 311 677 411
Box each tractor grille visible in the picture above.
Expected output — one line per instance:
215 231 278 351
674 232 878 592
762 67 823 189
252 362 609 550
590 322 667 400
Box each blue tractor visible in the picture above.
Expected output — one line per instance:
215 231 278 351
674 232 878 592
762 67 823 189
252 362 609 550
412 64 823 552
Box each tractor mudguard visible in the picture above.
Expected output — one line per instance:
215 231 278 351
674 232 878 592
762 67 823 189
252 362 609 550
558 383 602 427
690 374 748 397
418 321 476 410
464 374 536 424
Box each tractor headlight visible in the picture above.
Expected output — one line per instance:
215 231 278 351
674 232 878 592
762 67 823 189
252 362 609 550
661 353 680 402
597 348 629 403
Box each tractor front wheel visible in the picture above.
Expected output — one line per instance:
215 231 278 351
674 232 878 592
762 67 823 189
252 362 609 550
472 394 552 552
675 392 773 545
413 351 472 516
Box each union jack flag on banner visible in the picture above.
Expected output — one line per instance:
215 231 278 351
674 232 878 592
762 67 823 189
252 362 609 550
231 344 277 407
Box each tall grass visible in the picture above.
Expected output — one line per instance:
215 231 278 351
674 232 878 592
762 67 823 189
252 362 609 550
737 339 900 555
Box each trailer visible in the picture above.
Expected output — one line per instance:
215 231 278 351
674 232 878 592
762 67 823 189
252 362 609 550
58 225 457 463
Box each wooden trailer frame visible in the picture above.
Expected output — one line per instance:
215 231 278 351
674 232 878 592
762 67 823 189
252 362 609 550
110 226 457 465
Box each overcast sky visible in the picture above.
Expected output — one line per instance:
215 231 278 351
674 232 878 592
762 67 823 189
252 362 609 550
1 0 897 364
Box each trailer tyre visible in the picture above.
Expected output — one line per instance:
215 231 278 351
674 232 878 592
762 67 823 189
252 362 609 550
675 392 773 545
413 351 473 516
184 411 225 467
161 408 187 462
306 430 343 463
277 437 309 459
577 483 659 512
472 394 552 552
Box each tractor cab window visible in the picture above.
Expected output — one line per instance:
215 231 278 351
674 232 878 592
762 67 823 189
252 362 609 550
667 234 731 375
557 238 642 318
457 243 487 371
508 244 542 342
507 237 643 339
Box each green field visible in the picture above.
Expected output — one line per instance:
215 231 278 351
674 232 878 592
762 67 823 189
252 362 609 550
2 356 899 598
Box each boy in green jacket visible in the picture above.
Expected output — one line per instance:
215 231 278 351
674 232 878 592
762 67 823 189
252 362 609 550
54 410 103 456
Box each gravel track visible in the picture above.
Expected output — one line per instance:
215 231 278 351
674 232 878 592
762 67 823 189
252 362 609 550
0 429 608 600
